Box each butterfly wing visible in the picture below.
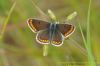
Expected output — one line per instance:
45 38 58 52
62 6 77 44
51 30 64 46
36 29 50 44
57 24 75 38
27 18 50 33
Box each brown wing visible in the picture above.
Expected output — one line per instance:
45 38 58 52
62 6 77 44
27 18 50 33
36 29 50 44
51 31 64 46
57 24 75 38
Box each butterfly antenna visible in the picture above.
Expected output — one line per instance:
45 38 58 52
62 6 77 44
30 0 49 20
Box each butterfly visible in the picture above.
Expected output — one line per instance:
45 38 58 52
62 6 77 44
27 18 75 46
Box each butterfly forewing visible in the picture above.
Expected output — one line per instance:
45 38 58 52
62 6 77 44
27 18 50 33
36 29 50 44
57 24 75 38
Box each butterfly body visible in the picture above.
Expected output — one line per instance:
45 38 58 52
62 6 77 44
27 18 75 46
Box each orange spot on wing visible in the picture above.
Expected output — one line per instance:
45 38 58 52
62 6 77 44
52 41 61 45
29 20 37 32
39 39 49 43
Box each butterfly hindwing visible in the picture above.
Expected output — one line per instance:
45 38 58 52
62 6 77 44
57 24 75 38
27 18 50 33
51 30 64 46
36 29 50 44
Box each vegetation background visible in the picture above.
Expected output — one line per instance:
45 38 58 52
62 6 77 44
0 0 100 66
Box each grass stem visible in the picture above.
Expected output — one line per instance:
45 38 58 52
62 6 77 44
43 45 48 56
87 0 96 65
0 2 16 40
79 0 96 65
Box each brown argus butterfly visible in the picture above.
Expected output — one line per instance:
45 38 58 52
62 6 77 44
27 18 75 46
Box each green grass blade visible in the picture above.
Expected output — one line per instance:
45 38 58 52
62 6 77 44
86 0 96 65
43 45 48 56
87 0 91 48
66 11 77 21
0 2 16 40
78 23 87 48
0 3 16 65
78 0 96 65
31 0 49 20
48 9 57 21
